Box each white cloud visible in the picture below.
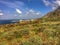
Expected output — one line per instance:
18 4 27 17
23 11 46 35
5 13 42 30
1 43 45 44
16 8 22 14
0 10 3 16
54 0 60 6
29 9 35 12
25 9 35 15
52 6 57 10
27 9 41 15
42 0 51 6
0 13 3 16
36 12 41 15
42 0 60 10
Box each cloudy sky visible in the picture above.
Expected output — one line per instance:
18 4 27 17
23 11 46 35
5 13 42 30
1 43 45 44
0 0 60 20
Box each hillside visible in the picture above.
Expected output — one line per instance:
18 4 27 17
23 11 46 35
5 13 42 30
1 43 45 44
0 7 60 45
42 7 60 21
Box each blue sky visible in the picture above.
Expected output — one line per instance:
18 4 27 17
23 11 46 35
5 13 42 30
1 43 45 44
0 0 60 20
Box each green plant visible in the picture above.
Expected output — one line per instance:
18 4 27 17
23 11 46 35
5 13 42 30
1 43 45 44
20 29 29 36
14 31 22 38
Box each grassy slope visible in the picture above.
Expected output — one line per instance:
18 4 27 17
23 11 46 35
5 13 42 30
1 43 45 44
0 9 60 45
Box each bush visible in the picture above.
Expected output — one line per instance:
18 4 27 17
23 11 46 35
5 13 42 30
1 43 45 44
33 27 45 34
14 31 22 38
5 35 13 41
20 29 29 36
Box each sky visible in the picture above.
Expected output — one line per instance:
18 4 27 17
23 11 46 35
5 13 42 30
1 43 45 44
0 0 60 20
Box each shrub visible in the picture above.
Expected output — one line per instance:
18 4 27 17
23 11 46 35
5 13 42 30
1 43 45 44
14 31 22 38
20 29 29 36
33 27 45 34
